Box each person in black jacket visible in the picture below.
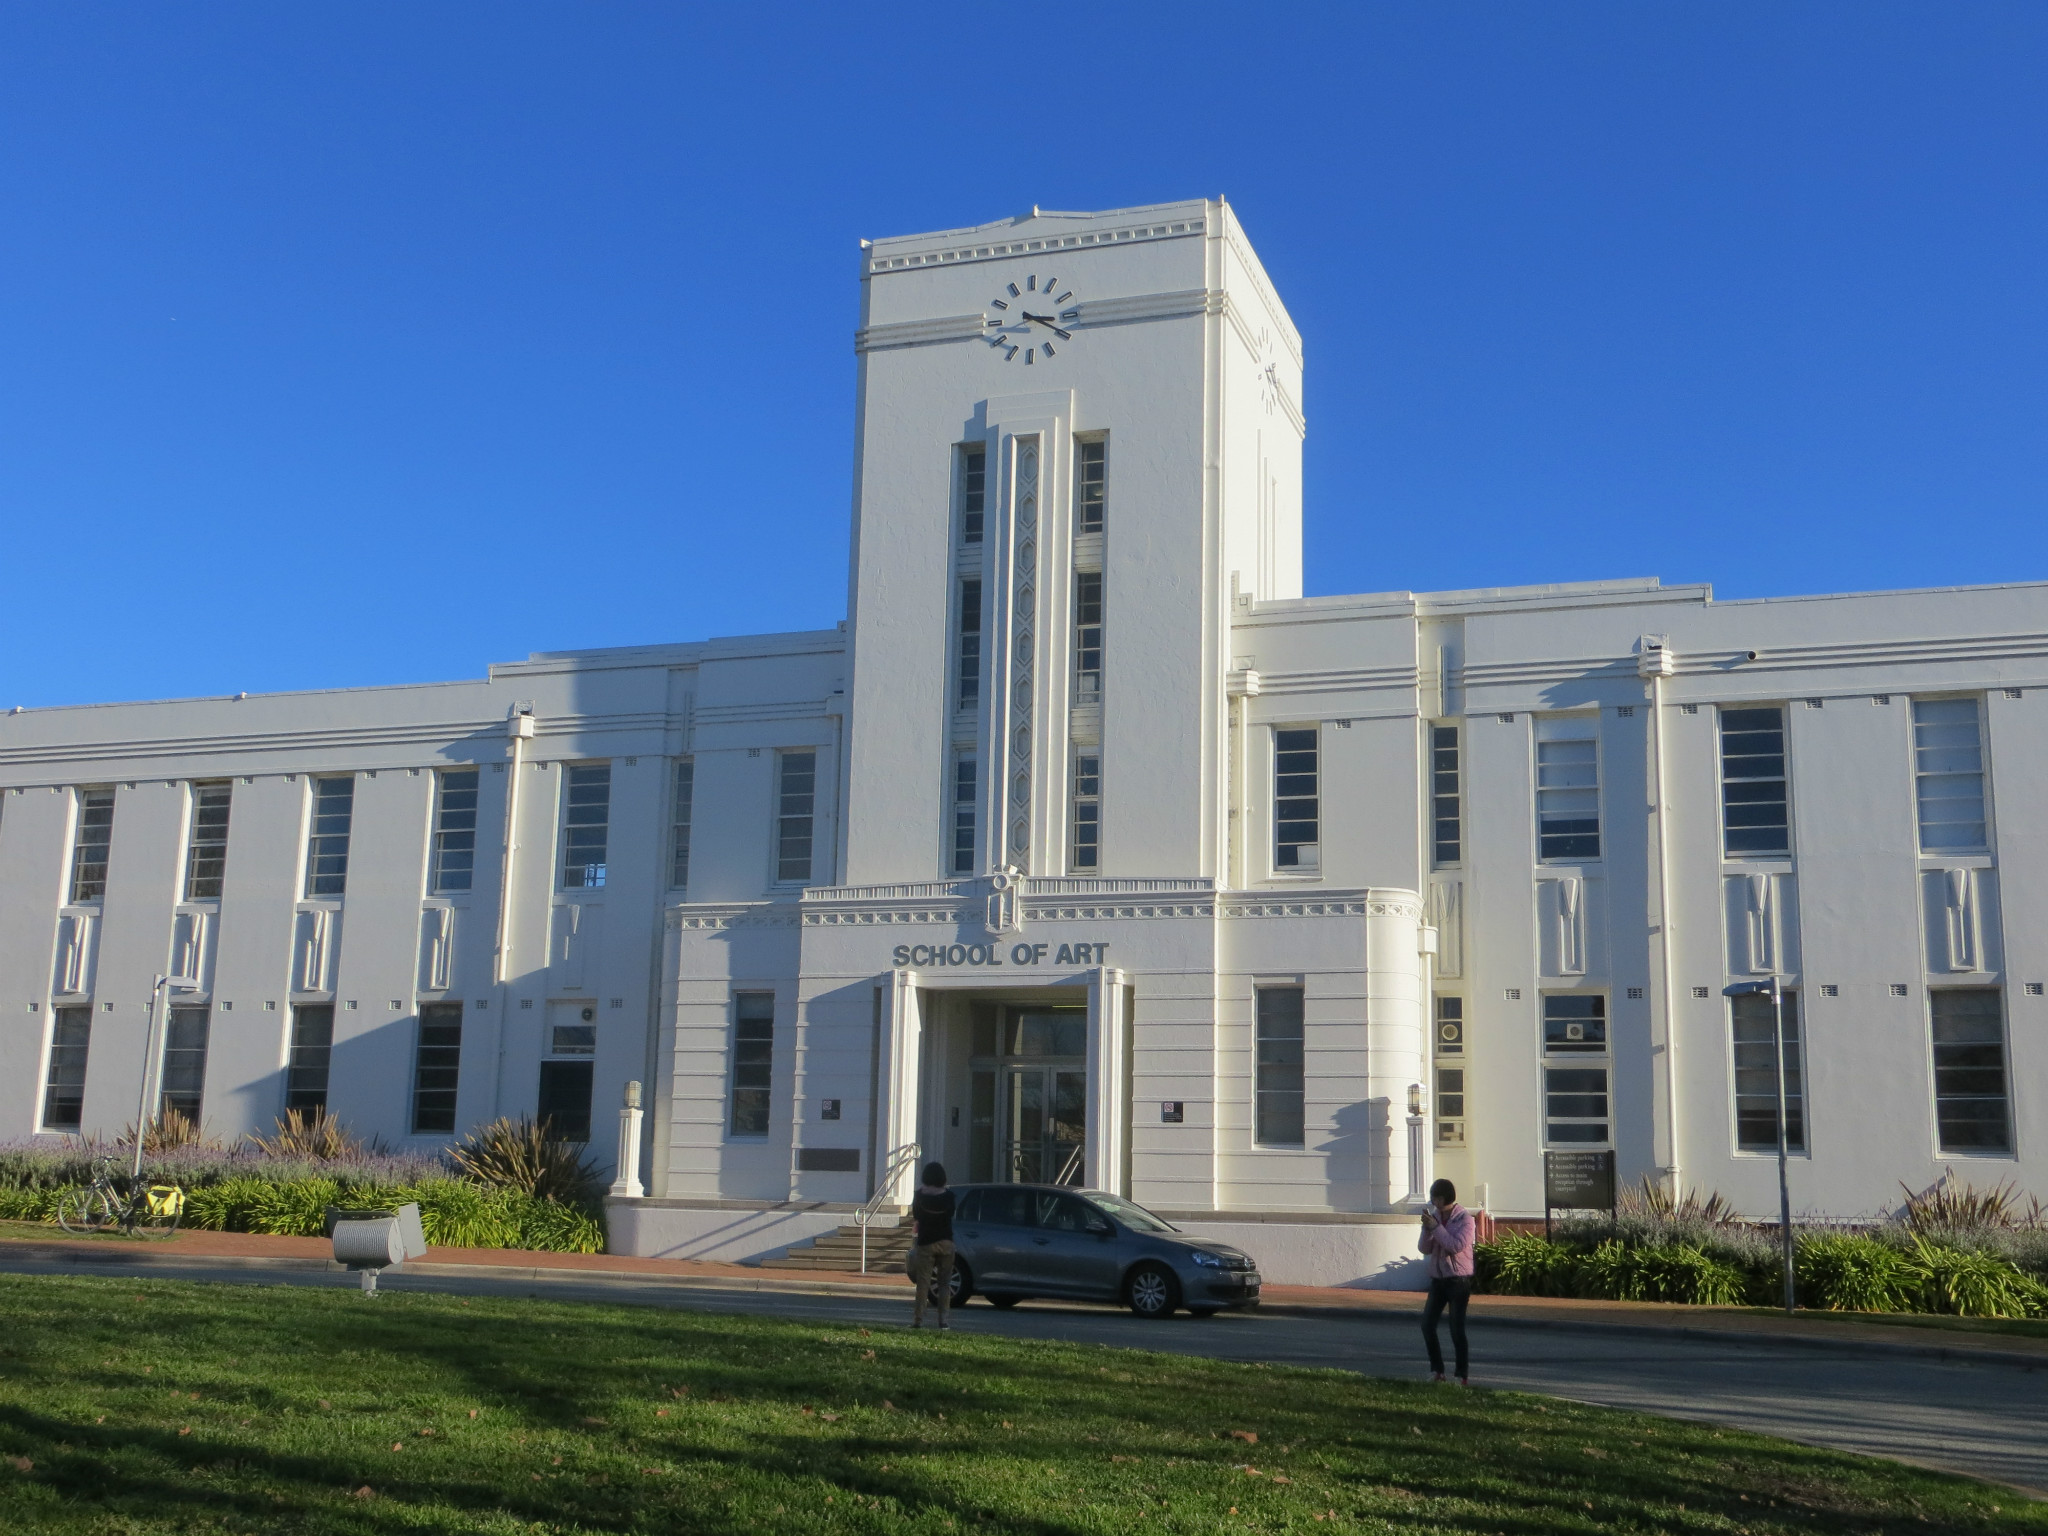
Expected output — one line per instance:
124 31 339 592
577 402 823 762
906 1162 956 1329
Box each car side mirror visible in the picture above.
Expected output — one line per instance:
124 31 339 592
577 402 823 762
1088 1219 1113 1238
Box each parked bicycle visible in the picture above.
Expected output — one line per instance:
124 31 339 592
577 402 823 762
56 1156 185 1238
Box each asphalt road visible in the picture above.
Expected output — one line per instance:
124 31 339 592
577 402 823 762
3 1251 2044 1497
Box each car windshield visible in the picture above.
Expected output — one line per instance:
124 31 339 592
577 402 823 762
1085 1193 1177 1233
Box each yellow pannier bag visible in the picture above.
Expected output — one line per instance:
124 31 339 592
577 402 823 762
146 1186 185 1217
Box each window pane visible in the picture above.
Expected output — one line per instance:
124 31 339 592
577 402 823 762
1542 993 1606 1052
961 445 986 543
1720 706 1789 857
956 578 983 711
69 789 115 903
561 764 611 889
775 751 817 883
1930 989 2010 1152
1536 737 1600 860
286 1004 335 1113
1077 440 1107 534
952 755 978 875
1255 986 1305 1145
1071 752 1100 870
42 1006 93 1130
670 759 696 891
1431 725 1461 865
1730 990 1804 1151
1544 1065 1609 1145
411 1001 463 1135
536 1060 594 1143
304 778 354 898
1914 699 1988 853
1274 728 1319 871
1074 571 1103 701
731 992 774 1135
184 784 232 900
159 1005 211 1124
430 769 480 895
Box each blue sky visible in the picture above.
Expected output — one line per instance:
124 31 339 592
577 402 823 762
2 4 2044 708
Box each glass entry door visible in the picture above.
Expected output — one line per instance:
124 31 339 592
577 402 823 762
968 1005 1088 1185
1003 1064 1087 1184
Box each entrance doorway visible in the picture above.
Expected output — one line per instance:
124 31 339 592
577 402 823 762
967 1005 1087 1185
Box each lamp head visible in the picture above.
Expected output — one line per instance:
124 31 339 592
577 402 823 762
1722 980 1773 998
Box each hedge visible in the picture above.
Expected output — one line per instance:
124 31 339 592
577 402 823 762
1476 1229 2048 1318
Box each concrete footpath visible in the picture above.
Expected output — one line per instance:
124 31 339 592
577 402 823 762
6 1225 2044 1366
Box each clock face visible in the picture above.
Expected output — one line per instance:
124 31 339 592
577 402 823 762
982 273 1079 364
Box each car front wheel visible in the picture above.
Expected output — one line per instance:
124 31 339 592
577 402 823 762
947 1259 974 1306
1125 1263 1179 1319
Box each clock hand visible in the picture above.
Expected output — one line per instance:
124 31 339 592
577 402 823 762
1021 312 1074 340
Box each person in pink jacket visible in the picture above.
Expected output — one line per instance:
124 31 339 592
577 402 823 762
1417 1177 1475 1384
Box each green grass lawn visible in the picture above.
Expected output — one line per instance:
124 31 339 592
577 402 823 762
0 1275 2031 1534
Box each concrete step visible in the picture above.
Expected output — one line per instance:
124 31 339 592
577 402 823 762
757 1219 914 1271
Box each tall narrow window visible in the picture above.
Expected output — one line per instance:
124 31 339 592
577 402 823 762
956 578 983 711
1430 725 1461 866
1074 571 1103 701
184 784 232 900
1077 439 1106 534
951 754 978 875
1071 752 1101 870
1542 994 1609 1145
1273 727 1319 871
1730 990 1804 1151
960 444 986 543
561 764 611 888
41 1006 92 1130
730 991 775 1136
775 750 817 883
670 759 696 891
1254 985 1306 1146
159 1006 210 1124
430 769 480 894
1930 989 2011 1152
285 1003 335 1114
68 789 114 902
411 1001 463 1135
1913 698 1988 853
304 777 354 897
1720 707 1789 856
1536 729 1600 860
1434 995 1465 1144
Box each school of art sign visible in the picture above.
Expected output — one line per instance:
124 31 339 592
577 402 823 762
891 940 1112 969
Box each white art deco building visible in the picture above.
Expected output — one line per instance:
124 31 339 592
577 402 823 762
2 199 2042 1284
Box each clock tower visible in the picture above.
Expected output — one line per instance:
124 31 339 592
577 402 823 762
839 199 1304 888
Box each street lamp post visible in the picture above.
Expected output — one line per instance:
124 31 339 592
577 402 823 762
1725 977 1795 1315
132 974 202 1184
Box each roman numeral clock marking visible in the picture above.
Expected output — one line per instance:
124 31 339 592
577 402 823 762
984 274 1078 363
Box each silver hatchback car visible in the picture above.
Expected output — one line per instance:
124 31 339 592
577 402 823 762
940 1184 1261 1318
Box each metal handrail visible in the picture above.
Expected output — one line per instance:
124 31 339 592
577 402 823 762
1056 1143 1086 1187
855 1142 920 1274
